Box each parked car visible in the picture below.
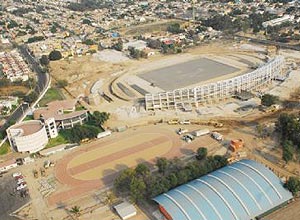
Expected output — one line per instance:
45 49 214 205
17 184 27 191
15 175 24 180
12 172 22 178
177 128 189 135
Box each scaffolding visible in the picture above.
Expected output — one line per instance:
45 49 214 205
145 56 285 111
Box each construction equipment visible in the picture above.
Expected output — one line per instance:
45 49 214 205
40 168 46 177
33 169 38 178
229 139 244 152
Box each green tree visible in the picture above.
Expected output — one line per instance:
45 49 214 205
89 111 110 126
285 176 300 196
167 173 178 188
69 205 81 216
40 55 49 66
282 140 294 163
196 147 208 160
24 91 38 103
114 168 135 194
167 23 182 34
156 157 168 174
261 94 279 107
135 163 150 177
130 177 146 203
49 50 62 61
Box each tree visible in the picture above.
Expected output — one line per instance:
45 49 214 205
135 163 150 177
261 94 279 107
112 39 123 51
156 157 168 174
196 147 208 160
167 173 178 188
49 50 62 61
56 79 68 88
40 55 49 66
285 177 300 196
129 177 146 203
282 140 294 163
89 111 110 126
167 23 182 34
114 168 135 194
69 205 81 216
24 91 38 103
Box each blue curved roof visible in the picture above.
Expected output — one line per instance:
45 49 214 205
153 159 292 220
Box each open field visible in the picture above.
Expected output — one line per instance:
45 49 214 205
38 87 64 107
0 85 29 96
140 57 240 91
122 20 184 36
48 124 222 206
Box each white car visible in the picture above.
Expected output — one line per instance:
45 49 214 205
12 172 22 178
16 184 27 191
17 178 25 184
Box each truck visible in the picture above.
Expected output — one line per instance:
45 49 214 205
176 128 189 135
97 130 112 139
168 119 179 125
211 132 223 141
192 129 210 137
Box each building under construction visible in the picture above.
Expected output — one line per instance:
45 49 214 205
145 56 285 111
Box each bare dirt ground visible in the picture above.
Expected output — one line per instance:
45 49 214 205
262 199 300 220
0 85 29 96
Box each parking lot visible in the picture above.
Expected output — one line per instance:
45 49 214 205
0 172 30 220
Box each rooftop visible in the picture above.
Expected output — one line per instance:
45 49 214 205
154 159 293 220
11 120 44 136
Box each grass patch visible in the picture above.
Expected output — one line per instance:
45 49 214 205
23 115 34 121
45 133 69 148
39 87 64 107
0 142 11 155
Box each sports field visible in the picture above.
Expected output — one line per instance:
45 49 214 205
48 125 219 206
139 58 239 91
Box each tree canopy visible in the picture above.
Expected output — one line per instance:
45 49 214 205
285 177 300 196
261 94 279 107
49 50 62 61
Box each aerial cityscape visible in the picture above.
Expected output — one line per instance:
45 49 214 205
0 0 300 219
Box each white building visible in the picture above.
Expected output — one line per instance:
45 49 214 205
6 119 58 153
262 15 295 28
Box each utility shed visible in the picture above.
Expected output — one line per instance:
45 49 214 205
114 201 137 220
154 159 293 220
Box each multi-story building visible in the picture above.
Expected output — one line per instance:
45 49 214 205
6 118 58 153
33 100 88 129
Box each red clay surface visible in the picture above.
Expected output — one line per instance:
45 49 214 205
48 126 217 206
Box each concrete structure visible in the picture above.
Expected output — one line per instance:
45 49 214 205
154 159 293 220
6 119 58 153
145 56 285 111
114 201 137 220
33 100 88 129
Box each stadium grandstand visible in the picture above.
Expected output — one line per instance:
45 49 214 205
153 159 293 220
